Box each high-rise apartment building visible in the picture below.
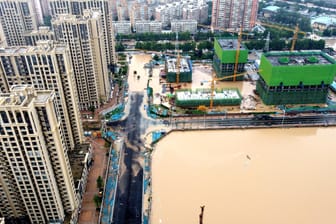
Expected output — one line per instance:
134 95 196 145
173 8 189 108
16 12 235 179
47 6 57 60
211 0 258 30
0 41 84 149
49 0 116 66
23 26 55 46
0 0 40 46
0 85 78 223
52 11 110 110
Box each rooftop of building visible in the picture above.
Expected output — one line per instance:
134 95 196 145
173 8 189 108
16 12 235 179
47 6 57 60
0 41 66 54
23 26 54 36
171 19 197 23
69 144 91 183
216 38 247 51
166 57 191 73
311 16 336 26
176 89 241 101
264 51 336 66
263 5 280 12
0 86 52 107
135 20 162 25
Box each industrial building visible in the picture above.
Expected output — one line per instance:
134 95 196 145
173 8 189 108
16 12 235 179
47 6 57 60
257 51 336 105
213 38 248 80
175 89 242 107
165 57 192 83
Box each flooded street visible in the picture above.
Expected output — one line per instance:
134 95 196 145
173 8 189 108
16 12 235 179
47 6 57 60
151 128 336 224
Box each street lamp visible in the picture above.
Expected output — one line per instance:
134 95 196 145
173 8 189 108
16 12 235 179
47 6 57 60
281 108 286 127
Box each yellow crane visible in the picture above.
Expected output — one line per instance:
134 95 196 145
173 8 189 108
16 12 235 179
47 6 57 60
233 26 243 82
197 24 251 37
259 22 306 51
209 70 251 109
175 31 181 84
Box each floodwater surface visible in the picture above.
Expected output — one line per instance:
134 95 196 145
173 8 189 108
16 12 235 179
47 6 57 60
151 128 336 224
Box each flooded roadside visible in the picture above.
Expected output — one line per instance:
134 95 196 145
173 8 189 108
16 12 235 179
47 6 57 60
151 127 336 224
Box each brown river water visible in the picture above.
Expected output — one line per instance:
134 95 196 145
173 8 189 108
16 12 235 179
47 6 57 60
151 128 336 224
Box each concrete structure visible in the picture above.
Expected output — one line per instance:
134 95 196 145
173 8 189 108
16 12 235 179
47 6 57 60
23 26 55 46
129 2 151 26
262 5 280 18
175 88 241 107
52 11 110 110
69 143 92 222
257 51 336 105
213 38 248 80
211 0 258 30
135 21 162 33
0 85 78 223
113 21 132 34
49 0 116 66
0 41 84 149
182 3 208 24
155 0 208 27
165 57 192 83
0 0 40 46
312 16 336 31
171 19 197 33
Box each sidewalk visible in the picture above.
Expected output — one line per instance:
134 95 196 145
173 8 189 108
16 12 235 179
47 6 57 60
78 138 108 224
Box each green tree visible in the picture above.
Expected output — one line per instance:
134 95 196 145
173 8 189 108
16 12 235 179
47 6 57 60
96 176 104 189
93 194 102 209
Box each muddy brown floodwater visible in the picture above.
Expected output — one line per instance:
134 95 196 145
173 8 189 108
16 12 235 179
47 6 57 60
151 128 336 224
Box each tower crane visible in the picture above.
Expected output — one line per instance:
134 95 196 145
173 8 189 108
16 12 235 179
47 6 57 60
175 31 181 84
197 24 251 37
209 70 252 109
259 22 306 51
233 26 243 82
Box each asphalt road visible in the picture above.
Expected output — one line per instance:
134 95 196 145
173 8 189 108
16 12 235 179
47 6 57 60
112 93 144 224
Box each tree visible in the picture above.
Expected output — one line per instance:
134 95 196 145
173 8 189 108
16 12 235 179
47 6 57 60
88 106 95 115
93 194 102 209
97 176 104 190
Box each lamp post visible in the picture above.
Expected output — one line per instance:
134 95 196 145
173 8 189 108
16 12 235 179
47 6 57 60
281 108 286 127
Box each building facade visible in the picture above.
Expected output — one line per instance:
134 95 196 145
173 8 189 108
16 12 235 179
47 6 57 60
0 0 39 46
49 0 116 66
52 11 110 110
213 38 248 80
211 0 258 30
0 41 84 149
0 85 78 223
257 51 336 105
171 19 197 33
113 21 132 34
23 26 55 46
135 21 162 33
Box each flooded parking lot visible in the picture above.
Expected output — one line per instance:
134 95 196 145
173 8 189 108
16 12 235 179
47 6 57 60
151 127 336 224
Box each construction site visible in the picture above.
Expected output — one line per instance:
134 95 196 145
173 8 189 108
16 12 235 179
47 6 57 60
257 51 336 105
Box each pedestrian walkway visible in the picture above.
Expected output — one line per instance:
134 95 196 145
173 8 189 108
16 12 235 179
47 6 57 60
78 138 108 224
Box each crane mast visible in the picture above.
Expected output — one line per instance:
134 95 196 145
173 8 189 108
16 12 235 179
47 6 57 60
175 31 180 84
233 26 243 82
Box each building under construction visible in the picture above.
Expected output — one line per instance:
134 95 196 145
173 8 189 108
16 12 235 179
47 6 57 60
257 51 336 105
175 88 242 108
165 57 192 83
213 38 248 81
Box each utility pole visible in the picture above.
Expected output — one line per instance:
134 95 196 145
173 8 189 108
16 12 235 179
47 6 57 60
199 205 205 224
264 32 270 52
